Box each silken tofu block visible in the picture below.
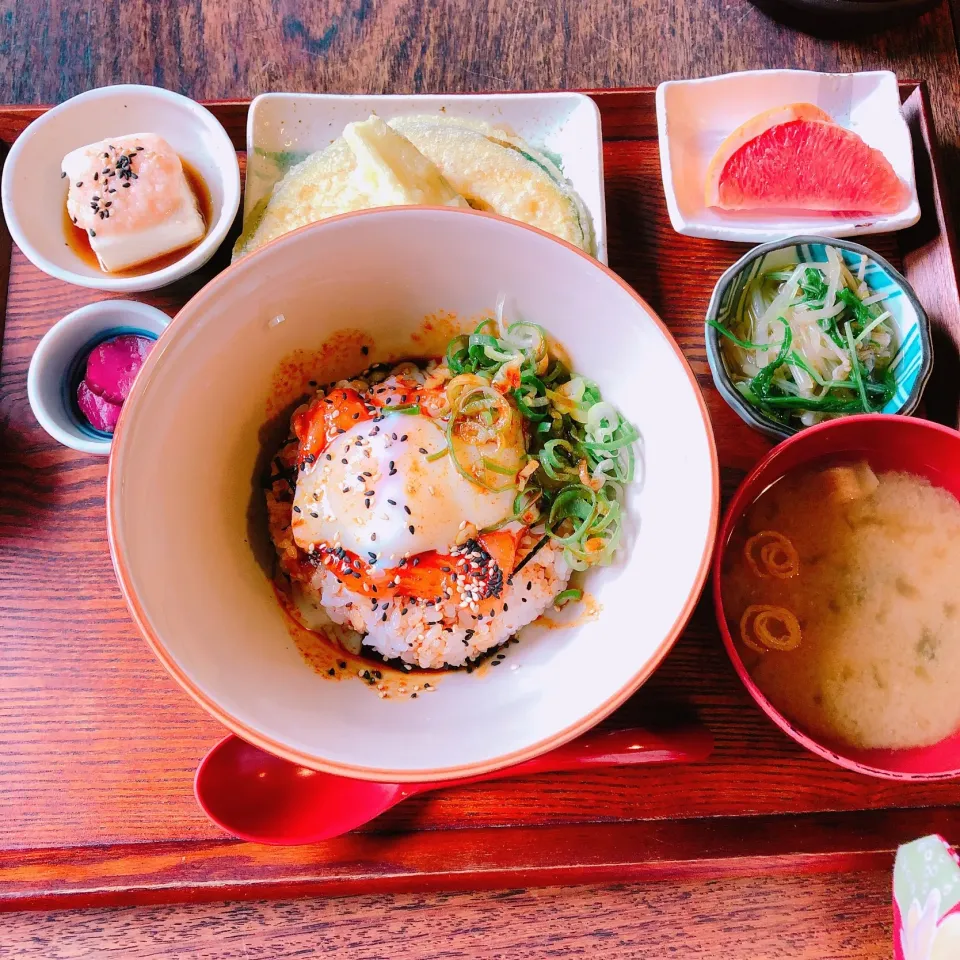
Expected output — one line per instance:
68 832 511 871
62 133 205 272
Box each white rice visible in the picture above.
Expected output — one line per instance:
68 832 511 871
293 541 570 669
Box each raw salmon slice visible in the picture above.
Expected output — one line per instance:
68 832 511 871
705 102 908 215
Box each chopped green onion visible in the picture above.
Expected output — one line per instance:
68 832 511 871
434 315 637 571
553 588 583 608
482 457 517 476
380 403 421 415
425 446 448 462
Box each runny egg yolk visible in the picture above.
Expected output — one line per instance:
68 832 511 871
289 384 526 599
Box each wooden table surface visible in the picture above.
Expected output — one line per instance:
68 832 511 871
2 0 959 955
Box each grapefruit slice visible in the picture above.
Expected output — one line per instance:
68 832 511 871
705 102 908 215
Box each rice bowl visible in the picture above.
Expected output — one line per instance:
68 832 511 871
108 207 717 780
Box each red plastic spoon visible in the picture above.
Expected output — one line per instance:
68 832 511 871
195 725 713 845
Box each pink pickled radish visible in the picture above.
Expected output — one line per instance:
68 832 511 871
77 381 123 433
84 335 153 405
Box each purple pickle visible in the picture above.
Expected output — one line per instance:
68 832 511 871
77 380 123 433
75 333 153 434
84 334 153 404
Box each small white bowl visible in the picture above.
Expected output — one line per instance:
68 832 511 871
1 84 241 293
244 92 608 262
28 299 170 455
656 70 921 242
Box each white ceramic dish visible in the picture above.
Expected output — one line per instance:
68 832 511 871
28 300 170 455
244 92 608 263
656 70 921 242
1 84 241 293
108 207 717 781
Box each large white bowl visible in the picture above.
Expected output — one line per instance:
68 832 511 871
108 207 718 781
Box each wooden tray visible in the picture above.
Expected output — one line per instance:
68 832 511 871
1 85 959 912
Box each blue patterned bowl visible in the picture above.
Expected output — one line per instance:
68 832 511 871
705 236 933 442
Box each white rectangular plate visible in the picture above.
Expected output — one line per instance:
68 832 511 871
656 69 920 242
244 92 607 263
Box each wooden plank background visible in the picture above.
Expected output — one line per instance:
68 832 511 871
3 0 960 955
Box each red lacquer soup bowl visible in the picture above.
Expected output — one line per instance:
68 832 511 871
714 414 960 781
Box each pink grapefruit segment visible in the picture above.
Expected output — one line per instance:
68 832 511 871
705 102 908 215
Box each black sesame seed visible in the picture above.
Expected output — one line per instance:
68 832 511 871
403 505 412 515
352 412 360 420
93 172 98 181
418 447 428 455
401 435 408 442
327 667 336 676
71 216 77 224
503 603 509 611
338 660 346 669
89 229 96 237
411 692 418 698
61 170 67 179
341 458 348 464
293 505 301 514
122 182 130 188
76 181 83 187
408 524 415 535
387 499 396 505
371 532 376 541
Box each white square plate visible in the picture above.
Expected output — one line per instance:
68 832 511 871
656 70 921 242
244 92 607 262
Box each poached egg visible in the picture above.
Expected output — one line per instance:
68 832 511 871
292 412 518 566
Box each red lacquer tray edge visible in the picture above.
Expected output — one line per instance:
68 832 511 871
1 83 958 911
